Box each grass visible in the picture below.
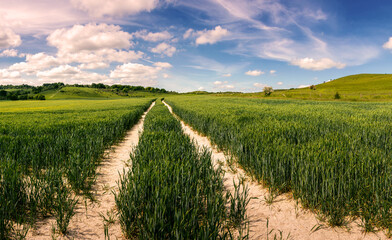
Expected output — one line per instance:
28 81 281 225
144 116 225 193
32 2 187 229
115 100 249 239
210 74 392 101
42 86 173 100
166 95 392 231
0 98 154 238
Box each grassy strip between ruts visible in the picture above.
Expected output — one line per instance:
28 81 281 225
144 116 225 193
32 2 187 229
115 100 248 239
0 98 154 239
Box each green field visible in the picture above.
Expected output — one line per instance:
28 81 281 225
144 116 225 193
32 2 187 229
116 101 247 239
43 86 167 99
214 74 392 101
0 98 153 238
166 95 392 231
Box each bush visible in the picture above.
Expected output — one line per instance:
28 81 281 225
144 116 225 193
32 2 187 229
34 94 46 100
310 85 316 90
334 92 341 99
263 86 274 96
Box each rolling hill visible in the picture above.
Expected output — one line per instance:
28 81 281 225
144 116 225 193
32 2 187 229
214 74 392 101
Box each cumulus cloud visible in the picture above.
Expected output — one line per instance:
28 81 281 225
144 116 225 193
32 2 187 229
270 70 276 74
290 57 346 70
0 28 21 49
0 49 18 57
162 73 169 79
245 70 264 76
37 65 107 84
253 82 269 88
47 23 132 54
151 42 176 57
183 29 194 39
9 53 60 74
222 73 231 77
277 81 283 85
298 84 310 88
198 86 205 90
71 0 159 17
195 26 229 45
383 37 392 49
153 62 173 68
110 63 160 86
0 69 21 79
214 80 225 85
134 30 172 42
78 62 109 69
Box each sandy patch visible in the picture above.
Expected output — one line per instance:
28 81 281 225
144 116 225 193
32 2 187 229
163 100 388 240
27 102 155 240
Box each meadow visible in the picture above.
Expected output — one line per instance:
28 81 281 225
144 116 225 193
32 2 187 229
166 95 392 232
0 98 153 238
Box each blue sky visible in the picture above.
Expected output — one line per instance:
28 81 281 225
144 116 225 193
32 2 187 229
0 0 392 92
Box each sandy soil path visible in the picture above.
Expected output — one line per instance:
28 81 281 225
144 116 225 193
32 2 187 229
163 101 388 240
27 102 155 240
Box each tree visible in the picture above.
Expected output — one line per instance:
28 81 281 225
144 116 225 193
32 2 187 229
309 85 316 90
334 92 341 99
263 86 274 96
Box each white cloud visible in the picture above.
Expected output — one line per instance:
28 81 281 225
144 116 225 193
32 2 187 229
222 73 231 77
162 73 169 79
110 63 160 86
198 86 205 91
37 65 107 84
47 23 133 54
0 49 18 57
134 30 172 42
154 62 173 68
224 85 234 89
183 29 194 39
270 70 276 74
79 62 109 69
195 26 229 45
253 82 268 88
9 53 60 74
298 84 310 88
214 80 226 85
0 27 21 49
290 57 346 71
0 69 21 79
71 0 159 17
383 37 392 50
246 70 264 76
277 81 283 85
151 42 176 57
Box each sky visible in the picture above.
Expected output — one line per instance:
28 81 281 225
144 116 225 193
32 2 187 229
1 0 392 92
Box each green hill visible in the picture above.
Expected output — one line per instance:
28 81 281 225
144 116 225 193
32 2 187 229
43 87 167 100
43 87 121 99
216 74 392 101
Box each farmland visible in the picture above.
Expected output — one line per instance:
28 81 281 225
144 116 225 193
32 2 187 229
0 98 153 238
116 101 247 239
165 95 392 232
2 91 392 239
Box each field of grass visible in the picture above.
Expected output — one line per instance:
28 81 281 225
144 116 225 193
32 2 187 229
166 95 392 232
42 87 171 100
116 101 248 239
0 98 154 238
213 74 392 101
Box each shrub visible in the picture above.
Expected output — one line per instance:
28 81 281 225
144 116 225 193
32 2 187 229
334 92 341 99
263 86 274 96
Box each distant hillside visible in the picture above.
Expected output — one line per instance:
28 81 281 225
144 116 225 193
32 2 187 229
213 74 392 101
0 83 173 100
